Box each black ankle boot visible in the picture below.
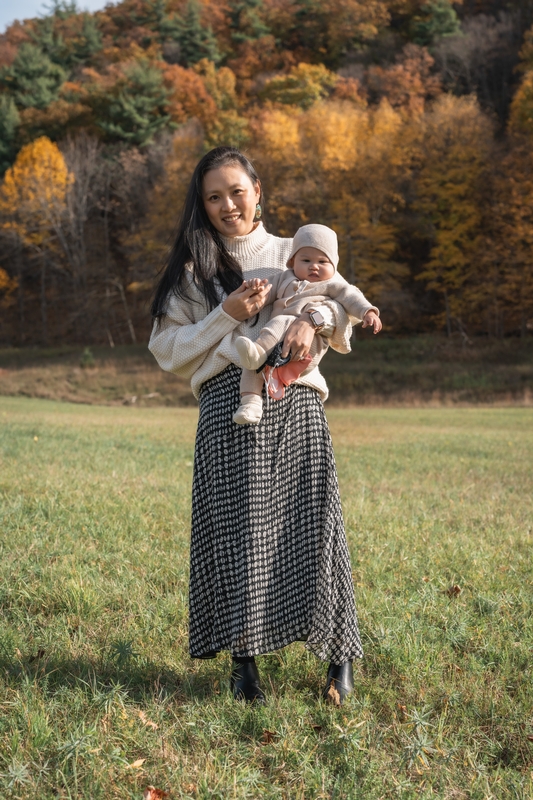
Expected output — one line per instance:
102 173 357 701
230 657 265 704
322 661 354 705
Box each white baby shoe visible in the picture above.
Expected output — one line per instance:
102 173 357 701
233 395 264 425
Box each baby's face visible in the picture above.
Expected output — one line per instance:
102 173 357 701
292 247 335 282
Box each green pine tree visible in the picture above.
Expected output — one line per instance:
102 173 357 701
71 15 103 63
228 0 269 45
410 0 461 47
97 61 174 146
0 43 66 109
32 7 102 69
173 0 221 66
0 95 20 176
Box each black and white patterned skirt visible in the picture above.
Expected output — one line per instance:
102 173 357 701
189 364 363 665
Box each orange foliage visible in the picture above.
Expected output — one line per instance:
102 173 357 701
19 100 94 143
368 44 441 115
0 40 18 67
163 64 216 125
332 77 367 107
227 36 295 96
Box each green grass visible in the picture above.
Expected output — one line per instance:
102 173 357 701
0 397 532 799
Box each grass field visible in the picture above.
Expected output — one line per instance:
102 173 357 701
0 397 532 799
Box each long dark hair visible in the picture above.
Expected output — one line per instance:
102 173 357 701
151 146 263 320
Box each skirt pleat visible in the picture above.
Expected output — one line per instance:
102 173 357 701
189 364 363 664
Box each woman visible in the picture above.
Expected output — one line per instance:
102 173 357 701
149 146 364 705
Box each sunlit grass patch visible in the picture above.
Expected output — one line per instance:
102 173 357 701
0 398 532 798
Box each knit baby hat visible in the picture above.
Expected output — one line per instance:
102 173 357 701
287 224 339 270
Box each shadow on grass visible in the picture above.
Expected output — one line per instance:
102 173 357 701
0 650 224 705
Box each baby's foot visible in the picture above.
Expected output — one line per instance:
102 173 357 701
233 395 263 425
235 337 267 370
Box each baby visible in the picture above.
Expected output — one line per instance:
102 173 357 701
233 223 381 424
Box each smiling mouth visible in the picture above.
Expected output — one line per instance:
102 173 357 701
222 214 242 224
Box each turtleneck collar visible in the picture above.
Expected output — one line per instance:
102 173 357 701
221 221 270 261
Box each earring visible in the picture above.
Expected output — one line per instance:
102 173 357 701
254 203 262 220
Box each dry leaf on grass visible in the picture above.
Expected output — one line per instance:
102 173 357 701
143 787 169 800
325 683 341 707
397 704 407 720
527 735 533 742
138 710 158 730
182 783 197 794
310 723 322 732
127 758 146 769
446 585 462 597
260 730 278 745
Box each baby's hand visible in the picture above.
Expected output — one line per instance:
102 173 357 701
362 310 382 334
244 277 267 293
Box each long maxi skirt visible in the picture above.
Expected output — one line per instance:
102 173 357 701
189 364 363 665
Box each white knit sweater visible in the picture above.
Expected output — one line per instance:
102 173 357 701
148 222 354 401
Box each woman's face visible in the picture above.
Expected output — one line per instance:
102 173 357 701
202 164 261 237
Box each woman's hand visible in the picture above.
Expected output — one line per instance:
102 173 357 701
362 310 382 334
222 279 271 321
281 314 315 361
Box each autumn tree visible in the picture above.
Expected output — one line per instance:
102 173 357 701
0 137 73 342
263 0 390 67
249 97 411 321
367 44 441 116
260 63 338 109
414 95 493 335
477 138 533 337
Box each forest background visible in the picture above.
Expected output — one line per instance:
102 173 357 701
1 0 533 349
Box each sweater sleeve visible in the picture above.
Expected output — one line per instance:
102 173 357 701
148 291 241 378
306 277 379 355
331 277 379 322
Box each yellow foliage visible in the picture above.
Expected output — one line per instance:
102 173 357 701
261 63 338 109
509 71 533 136
415 95 493 319
0 137 73 247
0 267 17 295
332 193 407 297
301 101 366 172
193 59 239 111
252 107 301 163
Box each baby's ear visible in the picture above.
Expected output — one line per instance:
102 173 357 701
287 257 294 268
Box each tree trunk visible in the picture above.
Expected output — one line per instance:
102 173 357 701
444 289 452 338
41 255 48 345
114 278 137 344
16 244 24 346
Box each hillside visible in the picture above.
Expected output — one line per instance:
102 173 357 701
0 0 533 346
